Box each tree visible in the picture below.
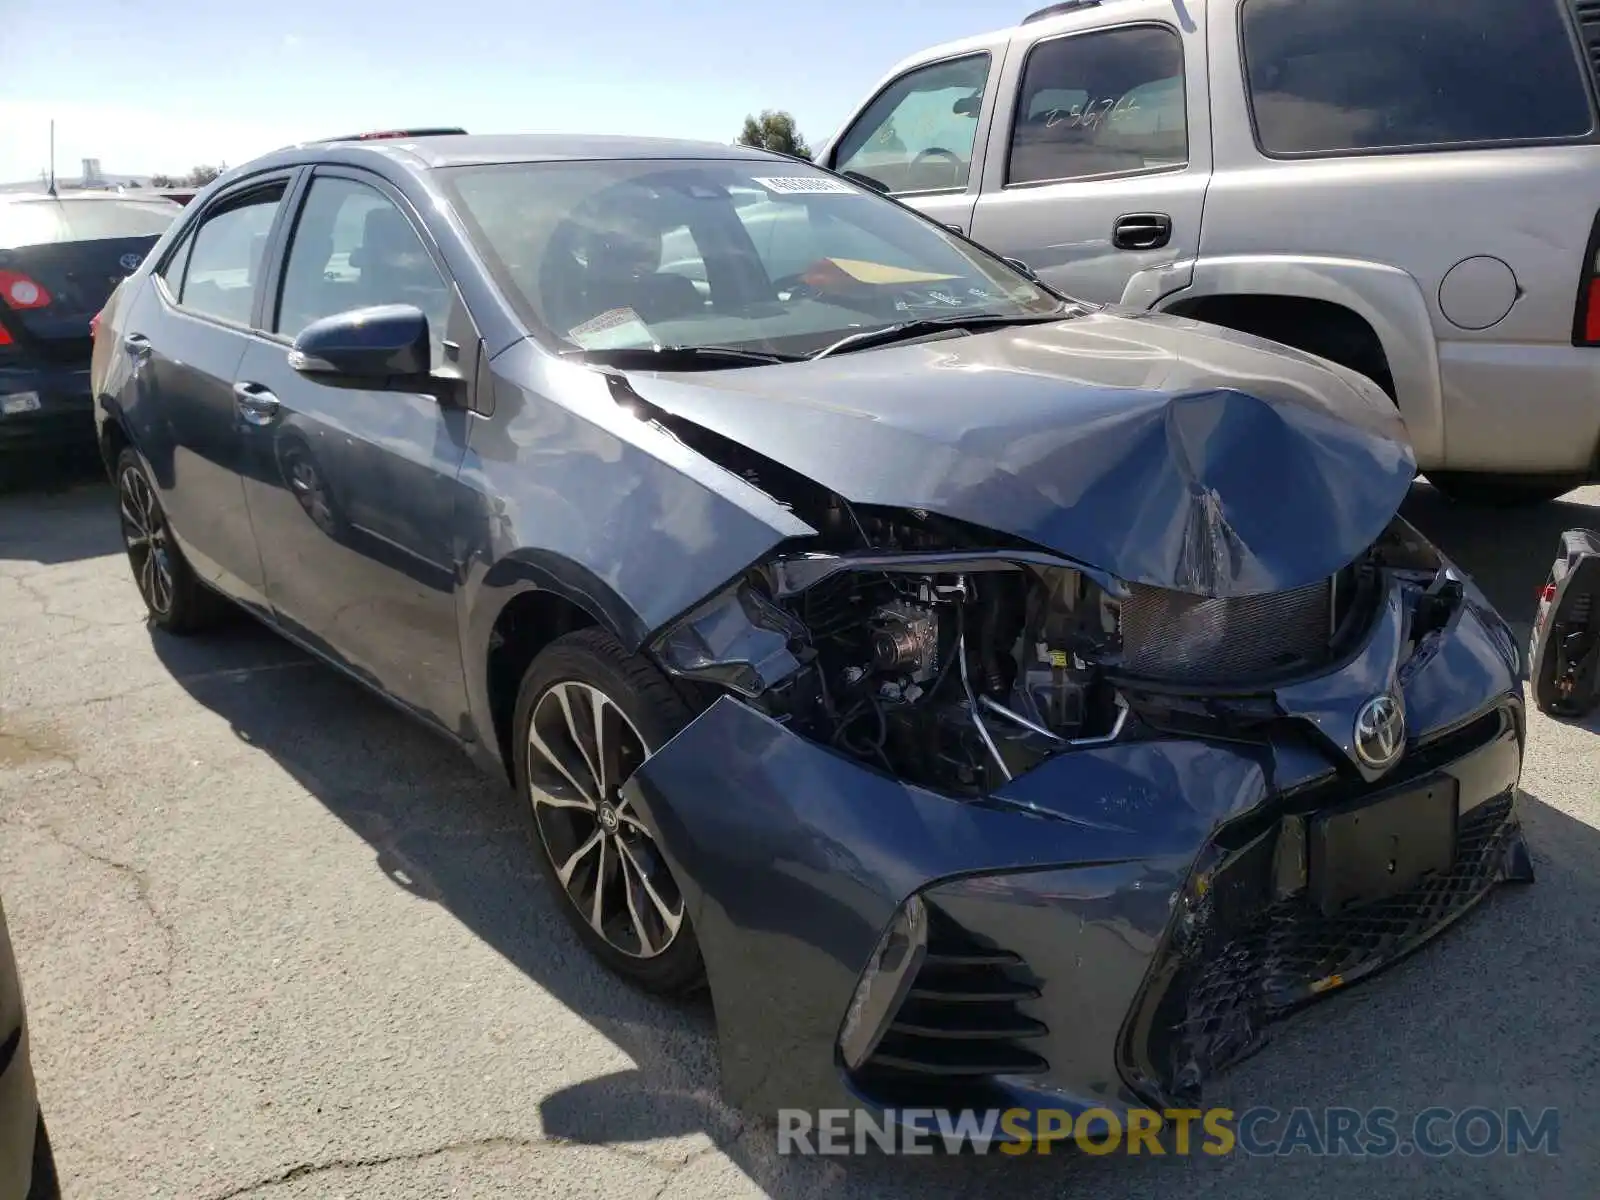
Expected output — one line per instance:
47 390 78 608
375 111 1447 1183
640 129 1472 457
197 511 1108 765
150 174 178 189
737 110 812 160
185 165 221 187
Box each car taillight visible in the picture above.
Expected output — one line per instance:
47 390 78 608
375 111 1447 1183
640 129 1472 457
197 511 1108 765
0 269 51 310
0 325 11 346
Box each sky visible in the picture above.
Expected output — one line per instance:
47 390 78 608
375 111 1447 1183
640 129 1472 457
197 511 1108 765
0 0 1026 184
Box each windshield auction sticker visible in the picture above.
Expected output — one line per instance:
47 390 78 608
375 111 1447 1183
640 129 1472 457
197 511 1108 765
752 176 860 196
568 307 652 349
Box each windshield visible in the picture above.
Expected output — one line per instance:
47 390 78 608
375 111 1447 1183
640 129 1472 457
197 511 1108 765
0 197 180 250
439 158 1068 359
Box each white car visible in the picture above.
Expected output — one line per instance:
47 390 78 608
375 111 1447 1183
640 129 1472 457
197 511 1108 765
819 0 1600 505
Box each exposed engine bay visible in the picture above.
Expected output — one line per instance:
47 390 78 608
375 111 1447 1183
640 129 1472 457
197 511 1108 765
652 482 1457 797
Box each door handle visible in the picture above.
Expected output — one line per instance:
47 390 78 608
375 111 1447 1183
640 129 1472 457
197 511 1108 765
123 333 152 358
232 381 281 426
1112 213 1173 251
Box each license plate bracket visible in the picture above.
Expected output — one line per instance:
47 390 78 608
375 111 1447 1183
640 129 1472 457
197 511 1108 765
1308 777 1458 916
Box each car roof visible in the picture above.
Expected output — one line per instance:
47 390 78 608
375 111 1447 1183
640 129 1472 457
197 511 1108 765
284 133 796 170
886 0 1132 73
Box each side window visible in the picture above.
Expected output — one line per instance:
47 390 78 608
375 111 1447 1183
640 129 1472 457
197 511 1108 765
275 176 452 365
1008 26 1187 186
833 54 991 196
177 187 285 326
1241 0 1593 156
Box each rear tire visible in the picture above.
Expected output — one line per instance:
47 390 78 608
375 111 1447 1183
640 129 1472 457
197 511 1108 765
115 447 229 634
513 627 705 996
1426 471 1585 509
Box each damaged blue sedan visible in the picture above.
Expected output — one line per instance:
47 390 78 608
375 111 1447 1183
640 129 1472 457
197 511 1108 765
90 131 1532 1128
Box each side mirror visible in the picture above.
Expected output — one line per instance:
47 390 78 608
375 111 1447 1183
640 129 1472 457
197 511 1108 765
289 304 430 388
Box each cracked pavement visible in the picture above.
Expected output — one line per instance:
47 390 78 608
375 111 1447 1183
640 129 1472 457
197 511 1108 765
1 474 1598 1198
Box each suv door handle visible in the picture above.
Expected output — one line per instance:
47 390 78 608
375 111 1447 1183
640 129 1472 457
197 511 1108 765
123 333 152 358
232 381 281 426
1112 213 1173 251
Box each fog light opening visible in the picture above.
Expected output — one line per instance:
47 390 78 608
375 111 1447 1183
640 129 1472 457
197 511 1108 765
838 894 929 1072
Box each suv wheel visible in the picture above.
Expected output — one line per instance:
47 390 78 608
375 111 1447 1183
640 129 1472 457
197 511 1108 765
1427 471 1586 508
115 448 229 633
512 628 705 995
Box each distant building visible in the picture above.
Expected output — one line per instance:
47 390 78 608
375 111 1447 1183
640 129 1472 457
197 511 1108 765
0 160 157 194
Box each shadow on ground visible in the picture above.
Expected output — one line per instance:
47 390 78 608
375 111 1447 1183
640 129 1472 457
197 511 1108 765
1402 481 1596 646
0 461 120 566
129 483 1600 1195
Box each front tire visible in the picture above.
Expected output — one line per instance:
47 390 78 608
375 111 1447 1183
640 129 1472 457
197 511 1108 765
115 447 229 634
513 628 705 996
1427 471 1585 508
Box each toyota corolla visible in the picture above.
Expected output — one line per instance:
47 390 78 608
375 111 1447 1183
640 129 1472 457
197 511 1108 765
90 130 1532 1130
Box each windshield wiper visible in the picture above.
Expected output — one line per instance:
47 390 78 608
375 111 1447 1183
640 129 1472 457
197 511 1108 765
808 309 1076 360
562 344 804 369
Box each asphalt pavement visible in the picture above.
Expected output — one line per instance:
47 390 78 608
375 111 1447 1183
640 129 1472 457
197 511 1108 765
1 468 1597 1199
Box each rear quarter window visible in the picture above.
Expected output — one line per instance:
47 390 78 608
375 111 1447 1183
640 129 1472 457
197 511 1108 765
1241 0 1595 156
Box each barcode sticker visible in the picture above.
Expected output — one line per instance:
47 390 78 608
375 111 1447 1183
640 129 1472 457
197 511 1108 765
751 176 859 196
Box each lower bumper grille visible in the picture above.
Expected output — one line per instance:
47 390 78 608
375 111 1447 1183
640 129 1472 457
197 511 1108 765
854 907 1048 1102
1122 788 1524 1105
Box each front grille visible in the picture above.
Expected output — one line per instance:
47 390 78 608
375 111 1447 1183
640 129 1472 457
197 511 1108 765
1119 578 1332 684
1123 784 1523 1105
854 907 1048 1101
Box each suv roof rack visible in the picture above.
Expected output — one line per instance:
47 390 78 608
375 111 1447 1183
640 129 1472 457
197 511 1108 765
316 127 468 143
1022 0 1102 22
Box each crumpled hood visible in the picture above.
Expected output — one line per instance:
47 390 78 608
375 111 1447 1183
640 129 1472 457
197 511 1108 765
624 309 1416 597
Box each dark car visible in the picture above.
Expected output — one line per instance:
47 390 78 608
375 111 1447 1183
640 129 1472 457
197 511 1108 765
0 191 181 463
90 130 1532 1130
0 895 58 1200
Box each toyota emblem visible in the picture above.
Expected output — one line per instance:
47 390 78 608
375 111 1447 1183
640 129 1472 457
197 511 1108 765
1353 693 1406 770
119 252 145 272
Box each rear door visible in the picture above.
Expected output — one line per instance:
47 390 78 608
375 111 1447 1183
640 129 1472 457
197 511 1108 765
822 37 1011 236
966 2 1211 305
114 177 294 606
235 166 474 727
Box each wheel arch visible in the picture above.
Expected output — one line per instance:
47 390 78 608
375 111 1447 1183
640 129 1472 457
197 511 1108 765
465 550 654 785
97 401 134 480
1142 256 1446 466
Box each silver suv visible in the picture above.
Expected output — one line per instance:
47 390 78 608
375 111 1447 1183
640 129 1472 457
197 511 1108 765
819 0 1600 505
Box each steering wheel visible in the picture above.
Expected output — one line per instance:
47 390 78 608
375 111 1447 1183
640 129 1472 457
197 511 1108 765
911 146 964 188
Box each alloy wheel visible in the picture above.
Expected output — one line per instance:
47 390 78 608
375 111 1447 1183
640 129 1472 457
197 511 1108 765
118 465 175 615
526 681 685 959
285 450 337 534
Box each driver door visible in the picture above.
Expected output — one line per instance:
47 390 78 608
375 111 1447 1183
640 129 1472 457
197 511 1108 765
235 167 475 730
821 37 1012 237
